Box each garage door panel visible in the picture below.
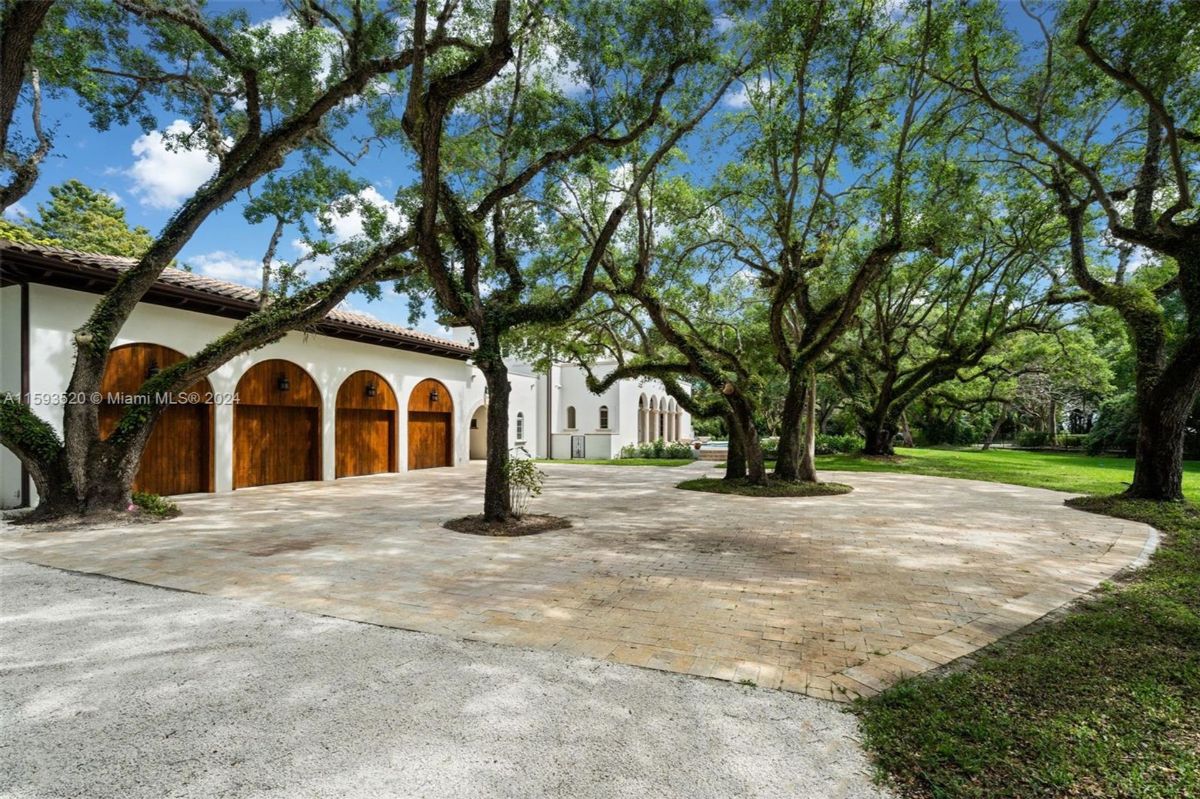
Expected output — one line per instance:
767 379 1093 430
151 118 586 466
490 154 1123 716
336 408 395 477
234 405 319 488
408 411 451 470
99 404 212 496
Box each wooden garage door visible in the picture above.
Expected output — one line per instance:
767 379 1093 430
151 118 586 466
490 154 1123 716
99 343 213 496
336 371 397 478
408 411 452 469
99 404 212 495
234 405 320 488
337 409 395 477
408 378 453 470
233 359 321 489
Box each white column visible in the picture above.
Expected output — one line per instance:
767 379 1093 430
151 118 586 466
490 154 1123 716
321 388 337 481
213 400 234 492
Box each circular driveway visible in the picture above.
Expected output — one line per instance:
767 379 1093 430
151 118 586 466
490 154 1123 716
0 463 1156 701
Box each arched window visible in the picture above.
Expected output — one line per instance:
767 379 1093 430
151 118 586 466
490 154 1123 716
566 406 576 429
516 411 525 441
599 405 609 430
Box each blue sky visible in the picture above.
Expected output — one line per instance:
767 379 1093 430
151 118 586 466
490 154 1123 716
4 1 1049 335
3 2 441 330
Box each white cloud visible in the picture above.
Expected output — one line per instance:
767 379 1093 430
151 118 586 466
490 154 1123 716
3 201 29 221
127 120 219 209
248 14 334 85
188 251 262 286
321 186 404 242
104 190 123 206
724 74 773 109
536 41 589 96
724 85 751 109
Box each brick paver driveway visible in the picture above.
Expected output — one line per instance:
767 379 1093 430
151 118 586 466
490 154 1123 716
0 463 1155 701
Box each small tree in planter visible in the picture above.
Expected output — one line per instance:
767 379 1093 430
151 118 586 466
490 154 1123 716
505 450 546 519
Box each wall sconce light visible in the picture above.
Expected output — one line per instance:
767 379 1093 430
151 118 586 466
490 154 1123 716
365 382 377 398
470 418 478 430
429 388 440 403
277 375 291 392
146 360 160 378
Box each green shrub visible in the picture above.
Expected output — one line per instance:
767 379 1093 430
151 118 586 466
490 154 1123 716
503 452 546 518
1058 433 1087 449
815 433 865 454
620 440 694 460
663 441 696 459
1086 392 1138 455
1016 430 1051 448
131 491 179 518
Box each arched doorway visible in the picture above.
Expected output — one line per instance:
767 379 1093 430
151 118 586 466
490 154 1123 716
336 370 398 478
469 404 488 460
98 343 213 496
234 359 321 488
408 378 453 469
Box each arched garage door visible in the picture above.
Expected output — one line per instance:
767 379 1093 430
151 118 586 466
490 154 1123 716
99 343 213 496
408 378 453 470
234 359 321 489
336 370 397 478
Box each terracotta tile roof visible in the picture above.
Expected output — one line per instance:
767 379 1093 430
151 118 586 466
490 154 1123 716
0 240 474 358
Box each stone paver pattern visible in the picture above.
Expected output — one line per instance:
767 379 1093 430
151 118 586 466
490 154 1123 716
0 463 1155 701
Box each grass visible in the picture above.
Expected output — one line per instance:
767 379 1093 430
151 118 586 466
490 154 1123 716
537 458 695 467
676 476 852 497
131 491 179 519
843 449 1200 799
817 447 1200 500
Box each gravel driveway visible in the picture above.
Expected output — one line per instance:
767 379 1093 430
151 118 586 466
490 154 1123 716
0 560 892 799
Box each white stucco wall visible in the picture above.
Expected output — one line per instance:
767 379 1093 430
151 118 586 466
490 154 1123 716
2 283 480 507
544 361 692 459
0 284 24 507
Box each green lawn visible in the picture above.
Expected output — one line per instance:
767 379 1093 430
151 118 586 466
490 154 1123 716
815 447 1200 501
836 448 1200 799
536 457 694 467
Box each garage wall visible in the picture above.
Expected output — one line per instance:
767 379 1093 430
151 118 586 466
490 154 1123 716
7 283 476 505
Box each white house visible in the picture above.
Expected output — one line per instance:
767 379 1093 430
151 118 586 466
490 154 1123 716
0 241 690 508
541 361 692 459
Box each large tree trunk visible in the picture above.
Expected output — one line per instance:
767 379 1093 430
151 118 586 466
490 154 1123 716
724 415 747 481
727 398 767 485
1126 364 1200 501
1128 405 1187 501
477 347 514 522
2 397 160 522
772 369 807 481
862 412 898 456
743 421 768 485
798 372 818 481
